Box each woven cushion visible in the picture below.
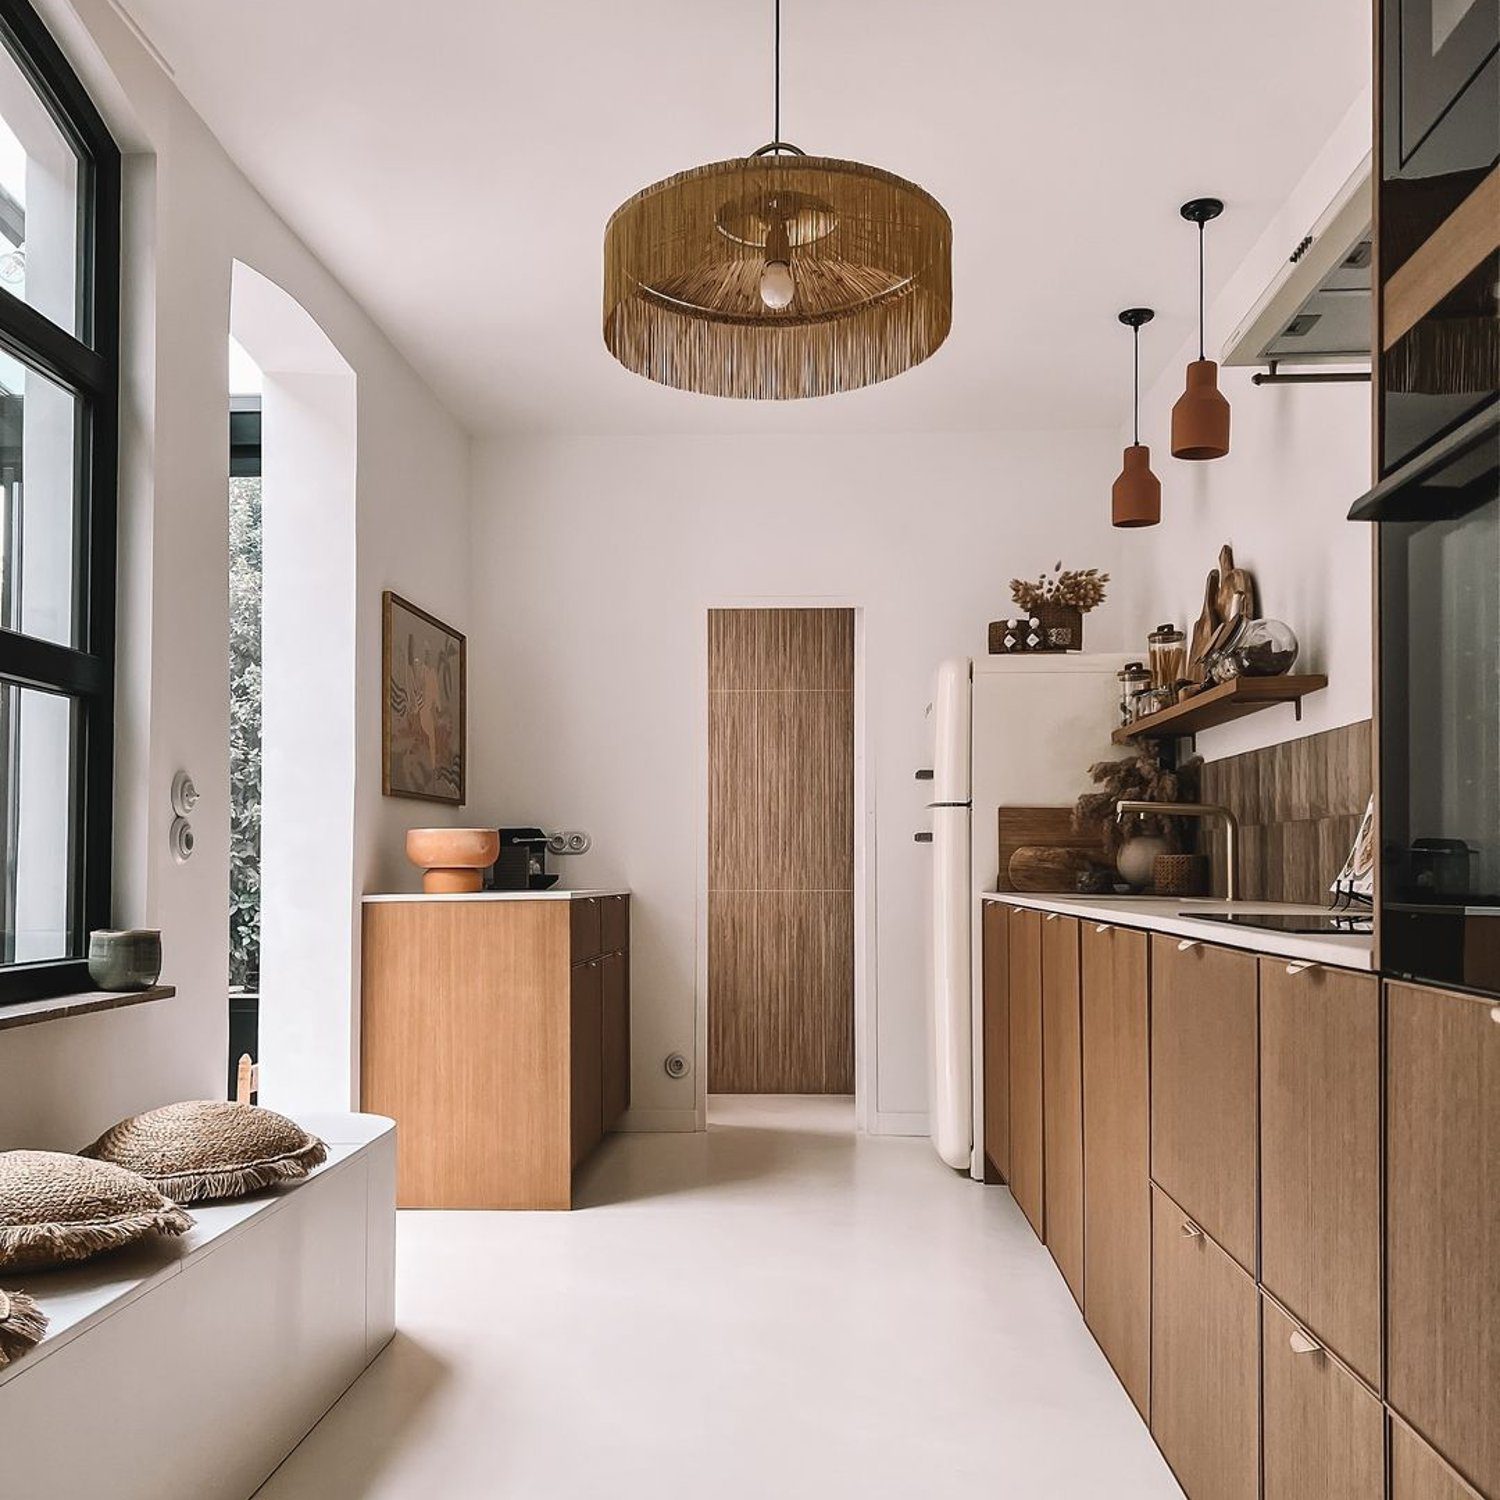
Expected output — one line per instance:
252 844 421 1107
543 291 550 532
82 1101 328 1204
0 1151 194 1273
0 1288 47 1367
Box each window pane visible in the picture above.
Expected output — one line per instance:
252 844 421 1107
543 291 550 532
0 350 79 646
0 35 79 337
0 682 75 964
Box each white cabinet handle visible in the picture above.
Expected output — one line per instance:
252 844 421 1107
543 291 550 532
1180 1219 1202 1240
1286 961 1316 976
1095 923 1111 934
1288 1329 1322 1356
1045 912 1060 922
1490 1005 1500 1025
1177 939 1201 952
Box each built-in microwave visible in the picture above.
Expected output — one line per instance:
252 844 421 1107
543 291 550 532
1352 401 1500 995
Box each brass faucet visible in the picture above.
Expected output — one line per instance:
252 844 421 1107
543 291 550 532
1114 800 1241 902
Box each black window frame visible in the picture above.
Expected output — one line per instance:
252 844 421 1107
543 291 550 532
0 0 119 1003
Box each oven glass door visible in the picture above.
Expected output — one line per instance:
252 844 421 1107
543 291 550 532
1380 445 1500 993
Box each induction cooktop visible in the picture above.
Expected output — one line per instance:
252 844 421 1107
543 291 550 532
1183 912 1373 936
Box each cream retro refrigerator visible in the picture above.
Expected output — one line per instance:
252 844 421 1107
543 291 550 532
925 653 1130 1177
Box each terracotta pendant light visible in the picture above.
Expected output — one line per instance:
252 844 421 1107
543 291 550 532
602 0 952 400
1170 197 1231 459
1113 308 1162 528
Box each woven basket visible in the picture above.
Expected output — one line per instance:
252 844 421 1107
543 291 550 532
1032 604 1084 652
1152 853 1210 897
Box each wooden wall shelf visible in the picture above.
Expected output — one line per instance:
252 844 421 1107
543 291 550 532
1113 675 1328 744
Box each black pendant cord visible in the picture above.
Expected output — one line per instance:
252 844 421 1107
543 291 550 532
1197 221 1206 361
773 0 781 148
1133 325 1141 446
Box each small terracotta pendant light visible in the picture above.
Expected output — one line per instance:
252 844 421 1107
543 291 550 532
1170 197 1231 460
1113 307 1161 528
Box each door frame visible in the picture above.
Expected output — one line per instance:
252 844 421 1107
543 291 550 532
694 597 874 1129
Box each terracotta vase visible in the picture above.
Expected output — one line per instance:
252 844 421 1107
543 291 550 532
405 828 500 894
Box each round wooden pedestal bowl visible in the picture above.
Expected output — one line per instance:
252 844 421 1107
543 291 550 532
405 828 500 894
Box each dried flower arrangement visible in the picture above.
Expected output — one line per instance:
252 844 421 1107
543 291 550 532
1073 749 1201 856
1010 562 1110 615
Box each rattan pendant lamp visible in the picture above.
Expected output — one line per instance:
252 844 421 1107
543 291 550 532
602 0 952 400
1113 308 1162 528
1170 196 1231 459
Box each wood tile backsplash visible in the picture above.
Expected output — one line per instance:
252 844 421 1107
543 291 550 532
1197 721 1372 904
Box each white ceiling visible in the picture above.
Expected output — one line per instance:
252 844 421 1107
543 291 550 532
123 0 1369 436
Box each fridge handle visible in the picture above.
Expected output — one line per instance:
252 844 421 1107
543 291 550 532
914 831 933 843
915 768 934 781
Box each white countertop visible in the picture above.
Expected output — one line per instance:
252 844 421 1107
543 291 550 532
362 888 629 904
981 892 1373 971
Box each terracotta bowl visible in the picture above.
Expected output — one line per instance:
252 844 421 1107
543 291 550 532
405 828 500 894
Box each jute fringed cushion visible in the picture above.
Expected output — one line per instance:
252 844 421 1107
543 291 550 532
82 1101 328 1204
0 1151 194 1272
0 1288 47 1366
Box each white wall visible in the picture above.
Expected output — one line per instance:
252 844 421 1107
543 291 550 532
0 0 471 1147
470 430 1152 1129
1138 91 1375 762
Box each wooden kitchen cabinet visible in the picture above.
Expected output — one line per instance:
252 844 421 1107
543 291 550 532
1261 1294 1384 1500
1008 906 1045 1239
1260 959 1382 1386
1387 981 1500 1498
981 900 1011 1183
1041 913 1083 1306
1081 921 1151 1418
1151 936 1259 1272
1391 1417 1489 1500
363 892 631 1209
1151 1184 1260 1500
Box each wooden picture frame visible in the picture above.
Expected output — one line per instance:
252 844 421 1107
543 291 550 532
381 590 466 805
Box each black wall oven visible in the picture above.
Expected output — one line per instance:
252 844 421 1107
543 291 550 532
1352 401 1500 995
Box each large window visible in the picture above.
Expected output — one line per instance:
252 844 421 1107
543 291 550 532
0 0 119 1002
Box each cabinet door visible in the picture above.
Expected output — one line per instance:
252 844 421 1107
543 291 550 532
1262 1296 1384 1500
1081 921 1151 1417
1007 907 1044 1239
1041 914 1083 1305
601 894 630 956
981 900 1011 1183
1260 960 1381 1386
1151 936 1259 1271
601 951 630 1130
1151 1185 1260 1500
1391 1418 1489 1500
1387 981 1500 1498
570 897 602 964
570 960 603 1169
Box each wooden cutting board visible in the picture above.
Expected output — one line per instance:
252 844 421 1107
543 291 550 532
995 806 1106 891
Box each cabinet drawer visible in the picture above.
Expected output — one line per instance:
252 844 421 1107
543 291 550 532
570 897 602 963
981 900 1011 1183
601 894 630 955
1387 981 1500 1498
570 960 603 1168
1081 921 1151 1418
1391 1417 1488 1500
1007 906 1044 1240
1262 1295 1383 1500
1041 913 1082 1306
1151 936 1259 1271
601 951 630 1130
1151 1184 1260 1500
1260 960 1381 1386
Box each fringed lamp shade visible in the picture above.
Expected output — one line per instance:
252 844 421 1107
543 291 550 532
603 154 952 400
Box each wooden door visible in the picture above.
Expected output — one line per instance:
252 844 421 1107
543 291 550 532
601 950 630 1130
1008 906 1044 1238
1151 936 1259 1272
1391 1418 1489 1500
570 959 603 1168
1081 921 1151 1417
707 608 854 1092
981 899 1011 1182
1260 960 1381 1385
1151 1184 1260 1500
1387 981 1500 1498
1041 914 1082 1305
1261 1295 1384 1500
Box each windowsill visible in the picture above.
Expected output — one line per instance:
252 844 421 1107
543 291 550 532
0 984 176 1033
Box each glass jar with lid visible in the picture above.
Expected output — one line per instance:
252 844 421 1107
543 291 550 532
1116 661 1152 724
1147 624 1187 690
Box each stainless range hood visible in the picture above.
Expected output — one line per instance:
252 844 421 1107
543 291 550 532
1223 161 1372 368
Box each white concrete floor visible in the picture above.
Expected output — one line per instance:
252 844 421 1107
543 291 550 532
253 1096 1182 1499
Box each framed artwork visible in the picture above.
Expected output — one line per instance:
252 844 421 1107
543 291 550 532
382 591 466 805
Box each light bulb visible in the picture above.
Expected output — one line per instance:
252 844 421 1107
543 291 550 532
760 259 794 309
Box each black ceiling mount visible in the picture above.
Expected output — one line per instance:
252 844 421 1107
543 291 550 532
1118 307 1156 328
1180 196 1225 225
